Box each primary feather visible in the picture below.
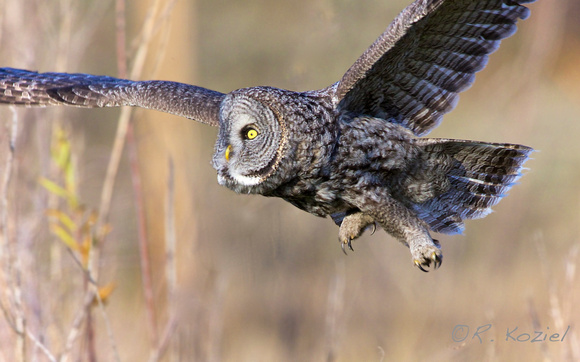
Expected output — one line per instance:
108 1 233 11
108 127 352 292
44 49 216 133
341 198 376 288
334 0 534 136
0 68 224 126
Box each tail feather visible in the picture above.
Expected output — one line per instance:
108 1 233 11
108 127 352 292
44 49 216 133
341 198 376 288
448 175 510 198
410 139 532 234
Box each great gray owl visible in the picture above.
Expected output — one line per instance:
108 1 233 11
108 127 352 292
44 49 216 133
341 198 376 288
0 0 534 271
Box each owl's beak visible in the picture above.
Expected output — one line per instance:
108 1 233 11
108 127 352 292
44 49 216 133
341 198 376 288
225 145 232 161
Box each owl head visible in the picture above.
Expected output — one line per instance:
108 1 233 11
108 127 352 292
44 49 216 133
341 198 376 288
212 87 288 194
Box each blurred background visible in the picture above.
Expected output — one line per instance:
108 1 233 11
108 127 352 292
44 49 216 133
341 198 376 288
0 0 578 360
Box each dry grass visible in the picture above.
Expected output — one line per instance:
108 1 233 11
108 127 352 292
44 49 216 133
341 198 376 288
1 0 579 360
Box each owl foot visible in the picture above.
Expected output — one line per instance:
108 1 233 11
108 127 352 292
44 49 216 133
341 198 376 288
411 239 442 272
338 212 376 255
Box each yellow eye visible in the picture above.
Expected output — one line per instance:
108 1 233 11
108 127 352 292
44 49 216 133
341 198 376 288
245 128 258 140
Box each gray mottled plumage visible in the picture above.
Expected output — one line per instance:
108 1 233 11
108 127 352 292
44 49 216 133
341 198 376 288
0 0 535 271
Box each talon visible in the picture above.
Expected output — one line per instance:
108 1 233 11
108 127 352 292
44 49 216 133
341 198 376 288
348 239 354 252
414 260 428 272
432 252 442 269
341 242 348 255
368 223 377 235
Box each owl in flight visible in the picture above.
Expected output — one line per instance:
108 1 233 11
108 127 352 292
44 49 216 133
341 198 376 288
0 0 534 271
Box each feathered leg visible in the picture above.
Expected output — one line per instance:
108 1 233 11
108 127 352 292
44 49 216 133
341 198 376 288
346 188 442 271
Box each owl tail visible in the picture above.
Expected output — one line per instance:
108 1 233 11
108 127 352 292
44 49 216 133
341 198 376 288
411 139 533 234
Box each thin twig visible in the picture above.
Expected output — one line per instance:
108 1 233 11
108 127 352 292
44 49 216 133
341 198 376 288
0 107 21 358
148 316 178 362
93 284 121 362
27 331 57 362
148 157 178 362
127 119 159 347
5 108 26 362
65 248 97 285
0 107 17 330
85 286 96 362
60 289 96 362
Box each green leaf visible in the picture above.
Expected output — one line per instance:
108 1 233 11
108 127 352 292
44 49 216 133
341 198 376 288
46 209 77 233
49 223 78 250
39 177 79 208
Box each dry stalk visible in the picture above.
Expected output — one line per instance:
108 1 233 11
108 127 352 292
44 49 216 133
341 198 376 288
0 110 17 332
324 261 346 362
60 289 96 362
93 286 121 362
0 108 27 361
99 0 180 354
27 331 57 362
153 157 178 361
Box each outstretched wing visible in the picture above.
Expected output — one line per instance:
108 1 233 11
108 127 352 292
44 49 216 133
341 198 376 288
0 68 224 127
333 0 534 136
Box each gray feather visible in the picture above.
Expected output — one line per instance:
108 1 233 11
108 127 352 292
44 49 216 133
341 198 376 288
0 68 224 126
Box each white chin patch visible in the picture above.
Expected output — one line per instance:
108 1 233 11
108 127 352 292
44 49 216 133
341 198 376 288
230 170 262 186
217 174 226 186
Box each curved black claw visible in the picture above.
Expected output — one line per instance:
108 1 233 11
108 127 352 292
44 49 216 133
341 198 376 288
367 223 377 236
432 251 443 270
413 251 443 272
341 237 354 255
414 260 428 272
